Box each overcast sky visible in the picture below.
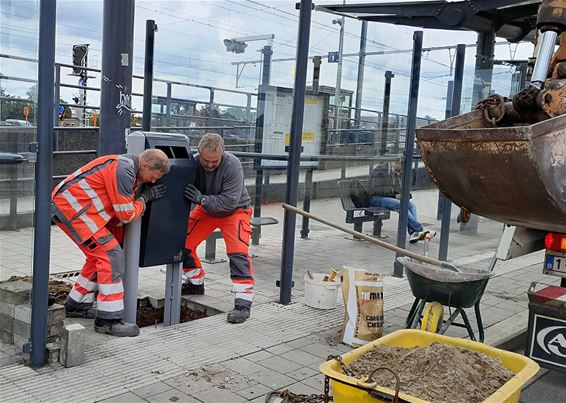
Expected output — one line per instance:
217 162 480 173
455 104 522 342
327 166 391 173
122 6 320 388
1 0 536 119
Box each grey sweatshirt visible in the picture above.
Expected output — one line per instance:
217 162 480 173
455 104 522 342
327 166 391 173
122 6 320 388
195 151 251 217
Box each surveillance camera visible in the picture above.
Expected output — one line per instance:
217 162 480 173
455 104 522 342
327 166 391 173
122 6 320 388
332 19 338 24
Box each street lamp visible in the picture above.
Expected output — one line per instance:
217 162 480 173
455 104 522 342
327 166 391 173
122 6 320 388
223 34 274 241
223 34 275 88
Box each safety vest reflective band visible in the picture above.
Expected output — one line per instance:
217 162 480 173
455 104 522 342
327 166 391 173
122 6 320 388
52 154 145 244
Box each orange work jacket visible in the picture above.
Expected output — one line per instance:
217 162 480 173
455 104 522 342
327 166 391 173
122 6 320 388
52 154 146 244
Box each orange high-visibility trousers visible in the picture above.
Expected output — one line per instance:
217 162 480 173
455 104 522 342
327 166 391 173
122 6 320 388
183 206 254 308
58 222 126 320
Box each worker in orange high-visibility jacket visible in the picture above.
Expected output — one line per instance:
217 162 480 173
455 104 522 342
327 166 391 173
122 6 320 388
182 133 254 324
52 149 170 337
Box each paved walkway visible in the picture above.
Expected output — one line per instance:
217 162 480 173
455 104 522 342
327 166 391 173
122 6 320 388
0 190 561 402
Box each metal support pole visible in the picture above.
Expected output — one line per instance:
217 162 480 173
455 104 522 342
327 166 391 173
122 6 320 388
165 82 172 127
53 63 61 129
462 31 494 235
123 132 145 324
354 21 367 128
208 89 215 128
142 20 157 132
312 56 321 95
163 262 182 326
333 15 345 129
380 71 394 155
436 80 453 220
30 0 56 368
438 44 465 262
279 0 312 305
300 169 313 239
252 45 272 241
8 165 18 230
472 30 495 105
98 0 135 155
393 31 423 278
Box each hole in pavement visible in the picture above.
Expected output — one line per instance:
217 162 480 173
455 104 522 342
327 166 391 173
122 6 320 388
136 297 222 327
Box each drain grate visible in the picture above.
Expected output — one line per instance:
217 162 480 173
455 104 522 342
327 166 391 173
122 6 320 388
51 270 80 281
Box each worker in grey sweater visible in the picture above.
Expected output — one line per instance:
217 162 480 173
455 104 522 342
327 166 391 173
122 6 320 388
182 133 253 324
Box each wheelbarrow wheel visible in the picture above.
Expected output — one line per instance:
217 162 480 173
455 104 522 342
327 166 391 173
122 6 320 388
420 302 444 333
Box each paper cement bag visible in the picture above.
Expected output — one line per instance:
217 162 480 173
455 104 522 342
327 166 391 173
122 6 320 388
341 267 384 347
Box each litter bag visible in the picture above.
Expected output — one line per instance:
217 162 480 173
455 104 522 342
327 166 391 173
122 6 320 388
341 267 384 346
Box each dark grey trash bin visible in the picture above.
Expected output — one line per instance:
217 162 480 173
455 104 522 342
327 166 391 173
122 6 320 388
138 132 197 267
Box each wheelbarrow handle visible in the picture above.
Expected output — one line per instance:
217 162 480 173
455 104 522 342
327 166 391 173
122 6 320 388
282 203 455 270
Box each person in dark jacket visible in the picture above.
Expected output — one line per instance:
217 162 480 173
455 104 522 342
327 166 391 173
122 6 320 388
182 133 253 324
368 161 435 243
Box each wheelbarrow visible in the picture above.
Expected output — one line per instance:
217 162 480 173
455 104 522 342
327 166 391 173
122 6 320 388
397 256 494 342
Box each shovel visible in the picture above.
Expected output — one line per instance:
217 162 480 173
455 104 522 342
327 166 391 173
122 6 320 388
282 203 458 272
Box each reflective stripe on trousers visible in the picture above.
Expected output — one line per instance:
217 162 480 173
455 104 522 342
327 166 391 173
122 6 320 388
58 222 126 320
183 207 254 308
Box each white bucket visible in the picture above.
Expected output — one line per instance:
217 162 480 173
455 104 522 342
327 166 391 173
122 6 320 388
304 273 341 309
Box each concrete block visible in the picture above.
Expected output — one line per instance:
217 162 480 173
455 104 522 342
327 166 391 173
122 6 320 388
14 303 65 325
0 313 13 332
12 319 63 339
148 296 164 309
60 323 85 368
0 301 16 317
0 279 30 305
46 342 60 365
0 328 13 344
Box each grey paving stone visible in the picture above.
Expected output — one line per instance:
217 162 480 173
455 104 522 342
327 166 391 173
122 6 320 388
281 349 323 366
244 349 274 363
301 374 327 391
131 381 172 399
256 355 303 374
146 388 201 403
98 392 148 403
285 366 319 381
265 343 295 355
189 386 247 403
164 373 216 395
234 382 273 400
221 357 266 375
250 367 296 390
298 343 341 359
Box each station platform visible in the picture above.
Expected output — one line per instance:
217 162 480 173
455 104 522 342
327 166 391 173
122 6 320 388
0 189 560 402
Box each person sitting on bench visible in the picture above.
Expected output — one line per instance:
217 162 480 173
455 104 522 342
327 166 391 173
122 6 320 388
367 160 435 244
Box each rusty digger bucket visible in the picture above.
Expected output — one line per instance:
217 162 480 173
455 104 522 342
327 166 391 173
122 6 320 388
415 110 566 233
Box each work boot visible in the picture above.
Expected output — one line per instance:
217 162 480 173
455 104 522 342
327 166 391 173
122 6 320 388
65 305 96 319
94 319 140 337
227 305 250 324
181 281 205 295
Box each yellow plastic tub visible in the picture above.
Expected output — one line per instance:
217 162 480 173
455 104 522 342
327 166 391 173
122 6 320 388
320 329 539 403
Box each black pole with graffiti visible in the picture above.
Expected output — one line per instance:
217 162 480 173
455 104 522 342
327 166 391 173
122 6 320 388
98 0 135 155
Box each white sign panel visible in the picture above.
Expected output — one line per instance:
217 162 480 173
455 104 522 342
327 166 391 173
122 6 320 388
260 87 324 168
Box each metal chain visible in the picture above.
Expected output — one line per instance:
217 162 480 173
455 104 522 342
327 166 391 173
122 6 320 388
266 389 332 403
326 354 355 377
475 94 508 125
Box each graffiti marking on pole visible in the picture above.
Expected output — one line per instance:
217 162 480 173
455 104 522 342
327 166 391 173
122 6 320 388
116 91 132 116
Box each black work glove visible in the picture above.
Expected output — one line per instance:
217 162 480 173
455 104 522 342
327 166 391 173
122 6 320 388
140 184 166 203
184 184 203 205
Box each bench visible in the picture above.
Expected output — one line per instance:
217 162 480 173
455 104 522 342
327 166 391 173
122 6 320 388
337 179 390 239
202 216 279 263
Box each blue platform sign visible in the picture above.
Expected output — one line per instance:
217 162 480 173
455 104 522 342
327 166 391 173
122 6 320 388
328 51 340 63
58 105 65 115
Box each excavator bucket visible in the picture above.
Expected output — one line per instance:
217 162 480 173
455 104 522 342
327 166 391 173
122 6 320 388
416 110 566 233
